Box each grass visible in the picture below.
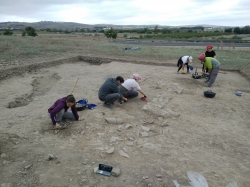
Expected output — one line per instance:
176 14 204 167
0 34 249 71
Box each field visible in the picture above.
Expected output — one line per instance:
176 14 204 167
0 34 250 187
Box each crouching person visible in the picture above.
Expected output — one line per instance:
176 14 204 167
98 76 127 109
119 73 147 100
177 56 193 74
48 95 83 129
198 54 220 87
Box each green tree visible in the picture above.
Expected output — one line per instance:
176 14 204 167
21 31 26 36
154 25 159 34
233 27 241 34
104 28 117 39
3 29 13 36
25 27 38 36
225 28 233 33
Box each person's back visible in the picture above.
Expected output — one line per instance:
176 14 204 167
122 79 141 91
98 76 126 109
98 78 118 100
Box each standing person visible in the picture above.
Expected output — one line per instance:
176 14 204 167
198 54 220 87
177 56 193 74
203 44 216 73
48 95 83 129
98 76 127 109
119 73 147 100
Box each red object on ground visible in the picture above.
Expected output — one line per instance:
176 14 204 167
141 97 148 102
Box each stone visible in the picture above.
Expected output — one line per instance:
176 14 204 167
1 183 13 187
126 141 134 146
110 136 119 142
112 166 121 177
93 167 98 173
142 176 148 180
1 153 6 158
47 154 55 161
24 164 32 170
119 150 130 158
125 124 133 129
106 147 114 154
140 131 149 137
141 125 150 132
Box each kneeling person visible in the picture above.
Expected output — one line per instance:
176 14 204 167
119 74 147 100
48 95 83 129
98 76 127 109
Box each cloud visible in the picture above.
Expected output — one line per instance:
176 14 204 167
0 0 249 26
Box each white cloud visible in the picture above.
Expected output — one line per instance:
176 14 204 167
0 0 249 26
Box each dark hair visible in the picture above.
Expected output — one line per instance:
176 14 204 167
116 76 124 83
66 95 76 103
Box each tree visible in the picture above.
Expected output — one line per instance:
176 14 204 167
233 27 241 34
154 25 159 34
3 29 13 36
104 28 117 39
225 28 233 33
25 26 38 36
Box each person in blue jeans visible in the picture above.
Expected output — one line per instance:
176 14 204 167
48 95 83 129
98 76 127 109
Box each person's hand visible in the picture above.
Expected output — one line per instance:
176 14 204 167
78 117 84 121
144 95 147 98
123 97 128 102
55 123 62 129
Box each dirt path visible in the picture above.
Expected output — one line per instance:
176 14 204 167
0 61 250 187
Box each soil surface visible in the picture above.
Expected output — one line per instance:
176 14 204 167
0 59 250 187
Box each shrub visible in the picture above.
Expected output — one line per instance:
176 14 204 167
3 29 13 36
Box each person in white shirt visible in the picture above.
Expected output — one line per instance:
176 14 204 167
119 74 147 100
177 56 193 74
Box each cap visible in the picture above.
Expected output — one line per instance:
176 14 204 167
206 45 213 50
189 56 193 62
133 73 141 80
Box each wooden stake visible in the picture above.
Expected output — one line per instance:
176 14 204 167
70 78 79 95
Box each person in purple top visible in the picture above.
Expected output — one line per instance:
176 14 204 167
48 95 83 129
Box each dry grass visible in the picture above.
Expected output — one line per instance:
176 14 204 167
0 34 249 72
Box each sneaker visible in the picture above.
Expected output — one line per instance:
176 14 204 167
203 83 211 87
103 102 112 109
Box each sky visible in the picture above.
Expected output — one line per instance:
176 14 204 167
0 0 249 27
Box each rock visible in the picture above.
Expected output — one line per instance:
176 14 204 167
140 131 149 137
82 159 88 165
47 154 55 161
1 183 13 187
125 124 133 129
155 174 162 178
110 136 119 142
142 176 148 180
117 125 123 131
119 150 130 158
24 164 32 170
141 125 150 131
106 147 115 154
112 166 121 177
160 121 169 127
97 133 104 136
126 141 134 146
1 153 6 158
93 167 98 173
96 147 104 151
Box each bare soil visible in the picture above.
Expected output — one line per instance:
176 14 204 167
0 57 250 187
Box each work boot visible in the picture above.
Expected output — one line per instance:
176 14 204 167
104 102 112 109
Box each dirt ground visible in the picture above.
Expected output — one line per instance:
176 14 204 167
0 59 250 187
